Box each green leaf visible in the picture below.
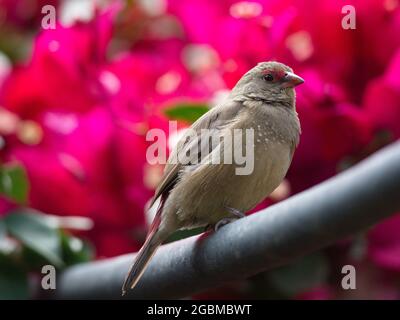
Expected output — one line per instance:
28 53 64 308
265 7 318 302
166 227 204 243
0 219 18 257
4 210 64 268
0 164 29 204
164 103 209 123
0 224 29 299
0 262 29 300
0 219 6 240
61 232 94 265
266 252 330 297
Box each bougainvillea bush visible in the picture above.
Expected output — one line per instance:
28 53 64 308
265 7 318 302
0 0 399 299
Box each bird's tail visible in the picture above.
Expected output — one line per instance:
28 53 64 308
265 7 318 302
121 197 168 296
121 228 162 295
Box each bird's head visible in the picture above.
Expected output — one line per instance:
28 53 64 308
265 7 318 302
232 61 304 108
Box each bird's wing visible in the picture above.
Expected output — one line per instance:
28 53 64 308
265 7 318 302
149 100 244 208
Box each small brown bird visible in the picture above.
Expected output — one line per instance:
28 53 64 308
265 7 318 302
122 61 304 295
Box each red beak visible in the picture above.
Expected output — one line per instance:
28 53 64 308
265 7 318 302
281 72 304 88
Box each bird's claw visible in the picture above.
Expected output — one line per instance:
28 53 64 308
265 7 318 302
214 207 245 231
214 217 237 231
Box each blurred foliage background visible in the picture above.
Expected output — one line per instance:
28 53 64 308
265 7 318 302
0 0 400 299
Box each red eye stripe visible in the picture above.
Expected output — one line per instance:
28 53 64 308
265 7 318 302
261 69 286 81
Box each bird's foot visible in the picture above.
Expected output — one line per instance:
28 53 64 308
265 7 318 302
214 217 237 231
214 207 245 231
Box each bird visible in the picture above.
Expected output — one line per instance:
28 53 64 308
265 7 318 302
122 61 304 295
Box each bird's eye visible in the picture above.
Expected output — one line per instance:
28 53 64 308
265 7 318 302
264 74 274 82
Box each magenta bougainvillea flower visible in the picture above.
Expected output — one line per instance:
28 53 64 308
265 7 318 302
364 50 400 139
368 214 400 271
0 7 158 256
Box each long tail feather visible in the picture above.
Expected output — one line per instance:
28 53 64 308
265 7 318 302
121 230 162 295
121 196 167 296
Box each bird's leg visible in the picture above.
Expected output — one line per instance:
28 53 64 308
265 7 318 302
214 206 245 231
214 218 237 231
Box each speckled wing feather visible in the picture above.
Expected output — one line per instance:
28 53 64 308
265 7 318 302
149 100 243 208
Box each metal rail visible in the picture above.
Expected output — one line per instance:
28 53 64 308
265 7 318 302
53 141 400 299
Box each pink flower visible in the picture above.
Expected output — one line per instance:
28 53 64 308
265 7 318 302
368 214 400 272
1 5 117 118
288 70 373 192
0 198 14 216
167 0 296 88
0 7 163 257
364 50 400 139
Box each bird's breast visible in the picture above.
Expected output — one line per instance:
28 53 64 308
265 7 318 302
241 136 292 208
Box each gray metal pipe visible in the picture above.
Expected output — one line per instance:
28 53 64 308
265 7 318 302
53 141 400 299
